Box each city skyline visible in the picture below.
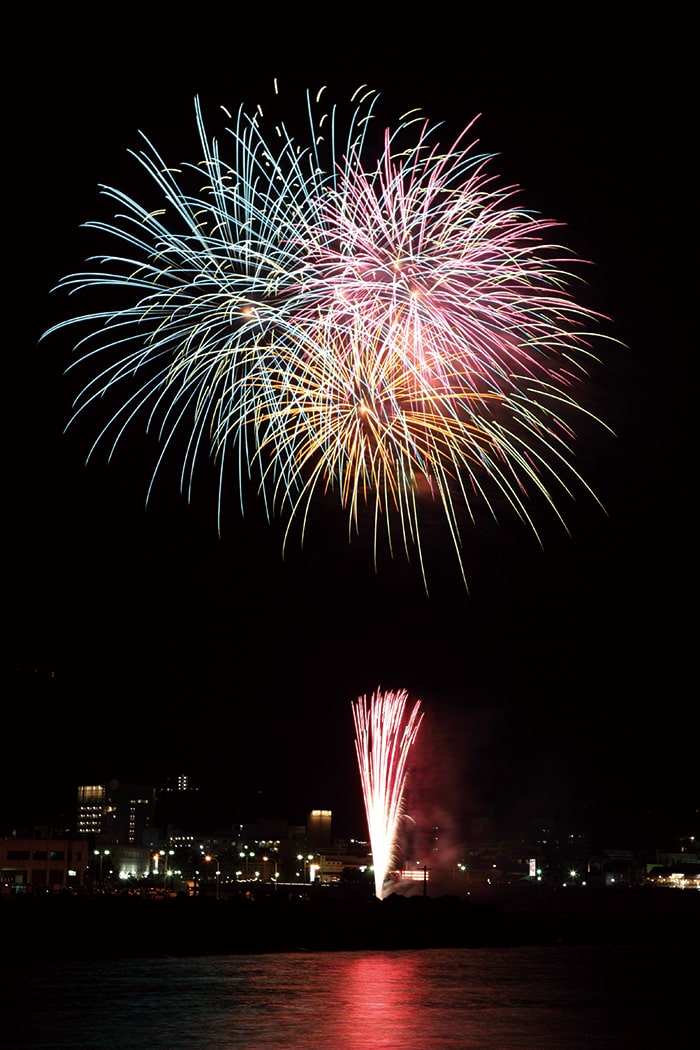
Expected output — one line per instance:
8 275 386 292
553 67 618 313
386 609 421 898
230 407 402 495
3 763 696 879
6 16 693 849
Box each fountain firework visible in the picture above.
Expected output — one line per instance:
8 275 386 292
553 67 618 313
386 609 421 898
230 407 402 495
352 688 424 899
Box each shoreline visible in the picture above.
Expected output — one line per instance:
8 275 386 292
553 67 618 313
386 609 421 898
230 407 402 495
3 885 697 960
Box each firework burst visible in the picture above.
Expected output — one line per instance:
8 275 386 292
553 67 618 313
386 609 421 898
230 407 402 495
43 82 613 589
351 688 424 899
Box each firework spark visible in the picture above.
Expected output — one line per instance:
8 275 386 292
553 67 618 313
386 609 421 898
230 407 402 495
43 82 614 588
352 688 424 899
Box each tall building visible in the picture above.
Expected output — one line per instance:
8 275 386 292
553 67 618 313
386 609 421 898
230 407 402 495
307 809 332 850
76 782 156 845
76 785 106 836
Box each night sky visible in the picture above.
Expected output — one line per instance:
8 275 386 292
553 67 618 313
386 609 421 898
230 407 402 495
7 14 693 846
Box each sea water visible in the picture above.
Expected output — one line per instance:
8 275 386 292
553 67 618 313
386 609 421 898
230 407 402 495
2 944 692 1049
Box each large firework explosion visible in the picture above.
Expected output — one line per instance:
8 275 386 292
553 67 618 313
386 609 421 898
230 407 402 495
351 688 424 899
43 82 613 589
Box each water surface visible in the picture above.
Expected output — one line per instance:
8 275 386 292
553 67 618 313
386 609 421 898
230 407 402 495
3 944 692 1049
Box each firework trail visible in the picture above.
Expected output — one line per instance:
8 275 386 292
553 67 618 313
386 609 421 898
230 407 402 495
43 82 614 589
352 688 423 899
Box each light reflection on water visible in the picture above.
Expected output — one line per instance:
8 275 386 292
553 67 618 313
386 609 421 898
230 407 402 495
3 945 689 1049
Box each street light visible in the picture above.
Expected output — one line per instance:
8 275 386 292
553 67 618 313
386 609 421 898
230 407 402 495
239 850 255 879
159 849 175 892
93 849 111 890
262 854 279 890
296 853 315 883
204 854 221 899
153 850 174 891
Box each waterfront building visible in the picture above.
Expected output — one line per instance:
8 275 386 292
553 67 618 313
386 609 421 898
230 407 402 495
0 827 90 893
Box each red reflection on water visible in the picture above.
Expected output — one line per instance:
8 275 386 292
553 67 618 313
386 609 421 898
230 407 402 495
340 952 423 1041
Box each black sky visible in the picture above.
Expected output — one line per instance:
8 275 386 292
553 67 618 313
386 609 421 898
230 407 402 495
6 13 694 844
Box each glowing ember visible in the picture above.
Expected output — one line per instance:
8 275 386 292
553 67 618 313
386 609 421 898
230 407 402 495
352 688 424 899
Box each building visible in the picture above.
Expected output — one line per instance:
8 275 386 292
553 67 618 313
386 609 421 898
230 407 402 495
307 809 332 851
76 782 156 845
1 827 90 893
76 784 106 837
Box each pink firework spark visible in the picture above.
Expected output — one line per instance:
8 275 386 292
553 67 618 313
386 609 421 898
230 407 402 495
44 85 616 592
352 688 424 899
